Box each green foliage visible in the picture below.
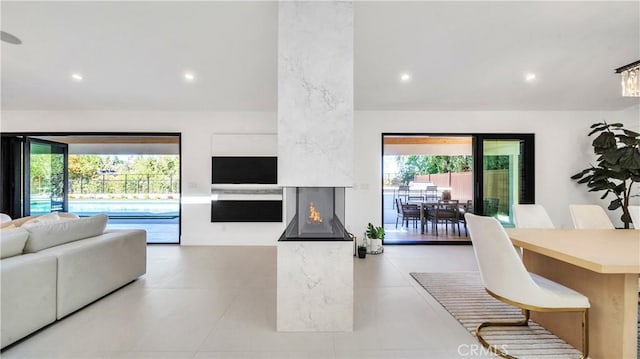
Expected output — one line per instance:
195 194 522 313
29 153 64 196
571 122 640 228
69 155 103 180
395 155 472 184
30 154 181 196
484 155 510 170
365 223 385 239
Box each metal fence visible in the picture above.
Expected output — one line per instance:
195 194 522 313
69 174 180 195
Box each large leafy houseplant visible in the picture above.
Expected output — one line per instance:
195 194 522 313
571 122 640 229
365 223 385 240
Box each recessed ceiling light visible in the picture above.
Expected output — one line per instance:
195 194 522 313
400 73 412 82
184 72 196 82
525 73 537 82
71 73 83 82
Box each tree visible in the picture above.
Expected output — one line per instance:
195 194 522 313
69 155 103 180
396 155 473 184
571 122 640 229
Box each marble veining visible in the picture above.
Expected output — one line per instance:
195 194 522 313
277 1 354 187
277 241 354 332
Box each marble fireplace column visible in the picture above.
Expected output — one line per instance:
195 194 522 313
277 1 353 187
276 1 354 332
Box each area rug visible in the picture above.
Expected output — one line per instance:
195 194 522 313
411 272 584 359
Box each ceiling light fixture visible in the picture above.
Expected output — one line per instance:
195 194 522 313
184 72 196 82
0 31 22 45
615 60 640 97
524 73 536 82
400 73 411 82
71 73 83 82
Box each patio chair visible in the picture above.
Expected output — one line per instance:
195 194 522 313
513 204 554 228
425 186 439 202
395 198 420 229
431 200 460 235
397 185 410 205
483 197 499 217
457 200 472 236
569 204 614 229
465 213 590 359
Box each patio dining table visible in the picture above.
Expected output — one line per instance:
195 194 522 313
408 200 470 234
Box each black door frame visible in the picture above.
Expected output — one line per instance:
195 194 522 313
1 136 25 218
472 134 535 217
24 137 70 216
0 132 182 245
381 132 535 245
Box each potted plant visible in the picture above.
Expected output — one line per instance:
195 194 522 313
571 121 640 229
357 244 367 258
365 223 385 254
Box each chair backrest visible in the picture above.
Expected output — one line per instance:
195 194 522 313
628 205 640 230
569 205 614 229
425 186 438 200
513 204 554 228
395 198 403 214
465 213 540 302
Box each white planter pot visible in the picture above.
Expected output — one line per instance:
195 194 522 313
368 238 383 253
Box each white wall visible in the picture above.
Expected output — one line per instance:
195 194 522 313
348 110 636 232
1 110 284 245
2 107 637 243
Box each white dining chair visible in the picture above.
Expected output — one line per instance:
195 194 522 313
569 204 615 229
628 205 640 230
513 204 554 228
465 213 590 359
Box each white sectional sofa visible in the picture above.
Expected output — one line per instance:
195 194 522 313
0 213 146 348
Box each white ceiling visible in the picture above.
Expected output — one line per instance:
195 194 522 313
1 1 639 111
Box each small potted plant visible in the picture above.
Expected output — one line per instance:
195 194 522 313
365 223 385 254
357 244 367 258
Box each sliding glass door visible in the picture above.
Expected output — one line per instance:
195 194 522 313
473 134 534 226
25 138 69 215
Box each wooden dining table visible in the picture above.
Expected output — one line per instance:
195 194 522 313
506 228 640 359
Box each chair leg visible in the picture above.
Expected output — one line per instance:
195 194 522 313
476 309 530 359
395 217 399 229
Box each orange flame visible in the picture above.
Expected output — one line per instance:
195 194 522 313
308 202 323 224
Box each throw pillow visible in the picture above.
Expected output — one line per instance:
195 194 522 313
0 227 29 259
0 213 12 224
21 212 62 228
23 214 108 253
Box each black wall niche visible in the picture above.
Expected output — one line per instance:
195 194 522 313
211 156 277 184
211 156 282 223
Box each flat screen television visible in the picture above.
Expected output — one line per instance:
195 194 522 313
211 156 277 184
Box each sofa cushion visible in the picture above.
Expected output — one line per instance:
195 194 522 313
23 214 108 253
21 213 63 227
2 213 80 229
0 227 29 259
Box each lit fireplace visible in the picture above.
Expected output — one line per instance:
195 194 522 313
283 187 346 240
308 202 323 224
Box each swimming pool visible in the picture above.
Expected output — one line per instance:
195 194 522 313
30 199 180 217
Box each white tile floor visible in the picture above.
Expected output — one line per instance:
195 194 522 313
2 245 494 359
